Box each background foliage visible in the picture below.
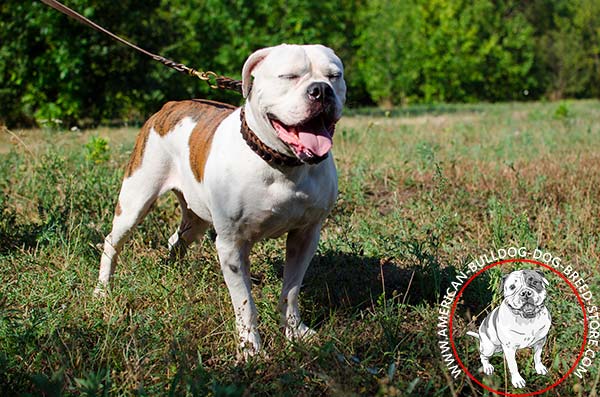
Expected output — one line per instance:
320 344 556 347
0 0 599 126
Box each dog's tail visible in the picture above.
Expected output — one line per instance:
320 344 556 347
466 331 480 339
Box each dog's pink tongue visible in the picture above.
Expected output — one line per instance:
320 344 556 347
297 119 332 157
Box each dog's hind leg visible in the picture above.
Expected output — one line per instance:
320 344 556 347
480 354 495 375
167 190 208 261
94 172 161 296
95 128 172 296
479 341 496 375
279 224 321 341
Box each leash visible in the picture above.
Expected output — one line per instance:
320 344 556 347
40 0 243 94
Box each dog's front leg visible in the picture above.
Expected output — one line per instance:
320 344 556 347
279 224 321 341
532 338 548 375
215 235 260 357
502 345 526 388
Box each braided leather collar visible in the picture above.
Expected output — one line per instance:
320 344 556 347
239 107 328 167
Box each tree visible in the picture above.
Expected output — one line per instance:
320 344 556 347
356 0 537 105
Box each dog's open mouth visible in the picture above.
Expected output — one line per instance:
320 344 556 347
521 302 538 318
270 112 336 162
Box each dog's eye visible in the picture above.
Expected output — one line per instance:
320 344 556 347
278 73 300 80
509 285 516 290
327 72 342 80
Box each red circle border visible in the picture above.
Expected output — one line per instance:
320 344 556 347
448 258 589 397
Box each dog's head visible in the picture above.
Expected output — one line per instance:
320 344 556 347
242 44 346 163
502 270 549 318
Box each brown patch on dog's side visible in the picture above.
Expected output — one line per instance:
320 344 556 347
124 121 151 178
188 101 236 181
115 201 122 217
124 99 236 179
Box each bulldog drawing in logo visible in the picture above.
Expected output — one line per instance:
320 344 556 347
467 270 552 388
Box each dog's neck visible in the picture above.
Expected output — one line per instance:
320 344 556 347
239 106 328 167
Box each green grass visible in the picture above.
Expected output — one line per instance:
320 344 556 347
1 100 600 396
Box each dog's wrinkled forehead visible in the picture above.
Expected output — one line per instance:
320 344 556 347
502 269 548 296
260 45 341 77
241 44 344 98
522 269 548 293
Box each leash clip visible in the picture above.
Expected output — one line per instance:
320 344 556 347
190 70 219 89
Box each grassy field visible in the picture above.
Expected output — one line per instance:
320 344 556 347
1 100 599 396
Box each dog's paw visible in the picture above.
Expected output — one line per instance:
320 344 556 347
482 362 495 375
237 331 261 361
285 323 316 341
93 283 109 298
167 234 189 263
535 363 548 375
511 374 526 388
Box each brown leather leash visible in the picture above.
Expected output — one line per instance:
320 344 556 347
40 0 243 94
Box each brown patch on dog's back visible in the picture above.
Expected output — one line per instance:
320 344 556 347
124 99 236 179
152 101 191 136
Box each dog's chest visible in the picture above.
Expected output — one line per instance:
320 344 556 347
205 158 336 241
198 112 338 239
266 175 323 217
497 305 551 348
240 167 336 239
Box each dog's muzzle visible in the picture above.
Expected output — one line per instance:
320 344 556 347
509 288 544 318
307 82 334 104
269 106 338 163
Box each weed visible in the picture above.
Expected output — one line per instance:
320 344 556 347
85 136 110 164
553 102 571 119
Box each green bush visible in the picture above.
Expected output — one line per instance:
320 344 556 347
553 102 571 119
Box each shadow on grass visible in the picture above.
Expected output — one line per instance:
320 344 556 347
301 250 495 316
0 218 45 255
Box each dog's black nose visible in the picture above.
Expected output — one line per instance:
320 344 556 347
307 82 334 102
520 289 533 298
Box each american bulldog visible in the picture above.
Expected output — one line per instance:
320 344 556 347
467 269 552 388
95 44 346 356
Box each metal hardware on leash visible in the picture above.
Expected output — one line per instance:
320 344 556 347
40 0 242 95
192 70 218 87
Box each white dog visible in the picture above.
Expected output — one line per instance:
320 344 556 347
467 269 551 388
95 44 346 356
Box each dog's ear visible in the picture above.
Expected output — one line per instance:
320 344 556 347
242 47 273 98
536 269 550 286
501 274 509 290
